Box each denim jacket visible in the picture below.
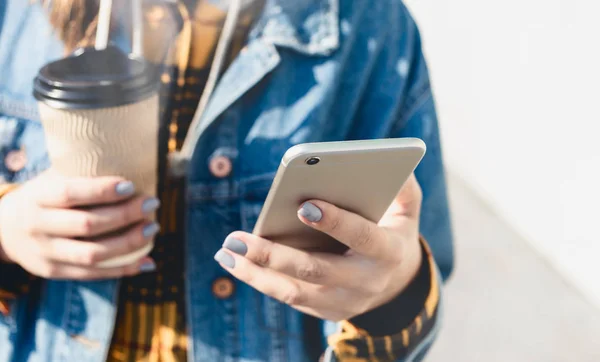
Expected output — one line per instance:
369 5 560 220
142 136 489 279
0 0 453 361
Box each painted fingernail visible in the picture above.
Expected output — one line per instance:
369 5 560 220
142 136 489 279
298 202 322 222
142 198 161 214
115 181 135 196
143 222 160 238
214 250 235 268
139 260 156 273
223 236 248 256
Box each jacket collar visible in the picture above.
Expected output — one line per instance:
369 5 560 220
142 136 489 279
180 0 339 152
211 0 340 56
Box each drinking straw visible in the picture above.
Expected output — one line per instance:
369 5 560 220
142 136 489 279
179 0 242 160
95 0 113 50
131 0 144 57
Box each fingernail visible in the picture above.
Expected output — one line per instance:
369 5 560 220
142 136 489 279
298 202 322 222
115 181 135 196
143 222 160 238
214 250 235 268
223 236 248 256
139 260 156 273
142 198 161 214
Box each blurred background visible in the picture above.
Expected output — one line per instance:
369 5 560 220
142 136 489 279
403 0 600 360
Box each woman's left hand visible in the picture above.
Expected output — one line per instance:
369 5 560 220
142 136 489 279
214 174 424 321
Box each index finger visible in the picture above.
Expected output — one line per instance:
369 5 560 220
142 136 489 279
297 200 395 260
35 173 137 208
41 221 157 266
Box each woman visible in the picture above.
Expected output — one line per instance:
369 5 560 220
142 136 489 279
0 0 453 361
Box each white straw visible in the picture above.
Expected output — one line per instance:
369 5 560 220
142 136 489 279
131 0 144 57
95 0 113 50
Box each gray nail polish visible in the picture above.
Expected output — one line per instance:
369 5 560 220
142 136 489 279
139 260 156 273
298 202 322 222
143 223 160 238
142 198 161 214
214 250 235 268
223 237 248 256
115 181 135 196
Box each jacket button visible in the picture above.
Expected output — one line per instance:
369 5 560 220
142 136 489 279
212 277 235 299
209 155 232 178
5 149 27 172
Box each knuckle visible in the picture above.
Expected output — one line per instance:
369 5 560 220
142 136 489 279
327 211 342 234
114 205 131 224
98 182 116 201
281 284 304 306
124 229 146 252
24 208 40 233
123 201 142 223
78 250 100 266
78 216 96 236
254 247 271 267
57 183 74 206
353 223 376 249
296 260 324 281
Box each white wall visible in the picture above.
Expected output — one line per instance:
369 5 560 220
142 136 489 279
405 0 600 307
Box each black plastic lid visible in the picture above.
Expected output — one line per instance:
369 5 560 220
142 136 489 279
33 46 158 110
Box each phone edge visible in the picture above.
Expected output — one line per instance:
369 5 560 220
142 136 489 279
281 137 426 166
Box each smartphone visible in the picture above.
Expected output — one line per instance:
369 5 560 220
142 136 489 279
252 138 426 253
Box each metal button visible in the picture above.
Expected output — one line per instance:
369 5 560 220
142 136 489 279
212 277 235 299
161 73 171 84
209 155 232 178
5 149 27 172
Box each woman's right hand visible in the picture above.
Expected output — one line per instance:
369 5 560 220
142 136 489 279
0 171 160 280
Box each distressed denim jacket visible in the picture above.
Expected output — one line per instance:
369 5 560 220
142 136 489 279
0 0 453 361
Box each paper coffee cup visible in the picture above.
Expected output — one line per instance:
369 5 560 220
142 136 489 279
33 46 160 268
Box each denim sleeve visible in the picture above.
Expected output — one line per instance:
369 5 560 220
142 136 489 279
323 2 453 361
390 13 454 280
394 88 454 281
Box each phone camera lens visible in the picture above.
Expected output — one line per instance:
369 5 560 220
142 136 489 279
306 157 321 165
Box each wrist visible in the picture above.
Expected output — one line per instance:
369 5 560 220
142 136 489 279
378 233 423 308
350 236 431 335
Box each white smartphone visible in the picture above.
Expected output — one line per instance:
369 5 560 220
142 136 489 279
252 138 426 253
